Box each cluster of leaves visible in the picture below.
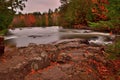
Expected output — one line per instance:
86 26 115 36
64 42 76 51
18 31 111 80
0 0 27 31
11 9 60 27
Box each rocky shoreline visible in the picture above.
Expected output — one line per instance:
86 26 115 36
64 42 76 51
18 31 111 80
0 39 120 80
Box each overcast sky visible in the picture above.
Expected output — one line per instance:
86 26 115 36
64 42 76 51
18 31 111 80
20 0 61 13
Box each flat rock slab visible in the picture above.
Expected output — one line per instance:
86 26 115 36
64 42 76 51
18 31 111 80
0 39 119 80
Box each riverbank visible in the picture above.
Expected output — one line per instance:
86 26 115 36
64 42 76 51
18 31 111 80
0 39 120 80
0 29 8 36
73 24 120 34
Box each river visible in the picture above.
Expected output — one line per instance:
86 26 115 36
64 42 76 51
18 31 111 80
5 26 114 47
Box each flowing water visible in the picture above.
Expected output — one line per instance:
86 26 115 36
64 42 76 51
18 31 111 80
5 26 115 47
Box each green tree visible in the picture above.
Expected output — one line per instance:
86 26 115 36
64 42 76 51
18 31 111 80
48 9 53 26
59 0 70 27
0 0 27 31
53 8 60 26
107 0 120 30
41 13 46 26
33 12 41 16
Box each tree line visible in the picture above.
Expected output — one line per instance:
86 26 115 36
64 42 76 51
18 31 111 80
10 9 60 27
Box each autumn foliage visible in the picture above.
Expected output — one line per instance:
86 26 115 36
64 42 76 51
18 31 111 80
59 0 110 28
11 14 36 27
11 10 60 27
91 0 108 21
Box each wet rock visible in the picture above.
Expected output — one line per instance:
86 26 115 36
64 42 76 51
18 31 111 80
0 36 4 56
0 45 4 56
80 39 89 44
28 35 43 38
83 30 91 33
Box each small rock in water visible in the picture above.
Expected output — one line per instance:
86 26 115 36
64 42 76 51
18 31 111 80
80 39 89 44
83 30 91 33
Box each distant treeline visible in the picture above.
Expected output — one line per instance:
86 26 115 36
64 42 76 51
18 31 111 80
10 9 60 28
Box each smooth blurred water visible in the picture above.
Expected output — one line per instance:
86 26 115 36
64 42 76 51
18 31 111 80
5 26 114 47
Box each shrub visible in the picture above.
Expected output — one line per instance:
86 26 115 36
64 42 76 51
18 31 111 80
105 38 120 59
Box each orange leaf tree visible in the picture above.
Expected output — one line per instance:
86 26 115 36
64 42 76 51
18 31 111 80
91 0 109 21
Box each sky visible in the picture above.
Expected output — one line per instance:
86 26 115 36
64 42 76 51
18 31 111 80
21 0 61 13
